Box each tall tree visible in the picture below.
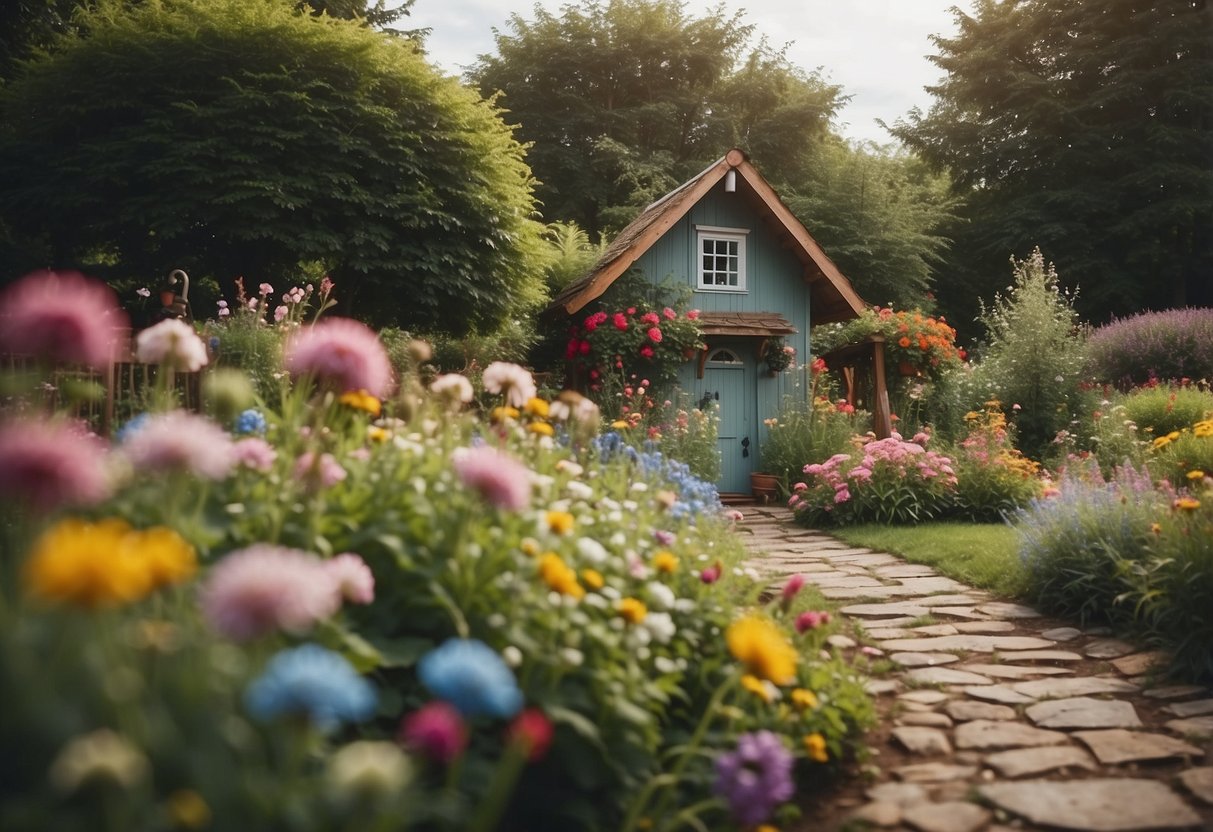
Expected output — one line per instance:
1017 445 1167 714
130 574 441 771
0 0 545 333
892 0 1213 326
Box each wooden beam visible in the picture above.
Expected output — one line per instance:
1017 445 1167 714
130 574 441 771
871 339 892 439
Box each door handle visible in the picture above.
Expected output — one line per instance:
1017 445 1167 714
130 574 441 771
741 436 750 458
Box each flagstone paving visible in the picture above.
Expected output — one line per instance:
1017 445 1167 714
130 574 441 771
737 505 1212 831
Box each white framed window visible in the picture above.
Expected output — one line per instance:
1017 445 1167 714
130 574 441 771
696 225 748 292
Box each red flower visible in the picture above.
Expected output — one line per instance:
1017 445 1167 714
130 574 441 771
699 560 723 584
626 307 636 315
810 357 827 375
686 309 700 320
613 313 628 331
647 326 663 343
641 311 660 325
507 708 553 761
565 340 579 360
639 345 654 359
579 340 591 355
662 306 677 320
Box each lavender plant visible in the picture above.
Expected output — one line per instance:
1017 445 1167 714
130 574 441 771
1086 307 1213 389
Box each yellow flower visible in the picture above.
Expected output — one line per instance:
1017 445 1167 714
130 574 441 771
538 553 584 599
524 397 550 418
528 421 555 437
963 411 980 421
546 510 575 535
1174 497 1201 511
1167 431 1181 441
338 389 382 417
520 538 541 557
803 733 828 763
754 826 779 832
726 614 797 685
617 597 647 624
791 688 819 711
1152 435 1173 449
24 518 196 608
580 568 604 590
1150 522 1162 534
652 551 678 573
1194 420 1213 437
366 425 390 443
166 789 212 829
1187 470 1206 481
490 406 520 424
741 674 774 703
611 420 630 429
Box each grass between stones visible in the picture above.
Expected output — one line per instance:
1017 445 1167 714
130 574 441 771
828 522 1026 597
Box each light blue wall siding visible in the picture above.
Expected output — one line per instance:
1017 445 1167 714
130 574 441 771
643 180 812 482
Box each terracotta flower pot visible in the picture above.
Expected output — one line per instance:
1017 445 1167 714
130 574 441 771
750 472 780 503
898 360 921 377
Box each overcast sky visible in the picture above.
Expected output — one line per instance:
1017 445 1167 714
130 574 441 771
405 0 964 146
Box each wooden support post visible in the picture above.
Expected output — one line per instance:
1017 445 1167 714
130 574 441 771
871 337 892 439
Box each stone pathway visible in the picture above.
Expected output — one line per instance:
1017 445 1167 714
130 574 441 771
738 505 1213 832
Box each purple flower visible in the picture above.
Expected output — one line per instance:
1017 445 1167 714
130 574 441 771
283 317 394 397
200 545 342 641
120 411 236 480
713 730 795 826
0 270 128 369
294 451 347 490
0 419 111 512
653 529 676 546
399 702 467 763
233 437 276 472
452 446 531 511
327 553 375 604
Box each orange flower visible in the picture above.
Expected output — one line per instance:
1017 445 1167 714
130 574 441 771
898 336 911 348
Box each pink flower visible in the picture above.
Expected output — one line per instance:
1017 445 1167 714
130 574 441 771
833 487 851 504
0 270 128 369
700 560 723 584
135 318 209 371
507 708 554 761
327 553 375 604
781 574 805 605
283 317 393 397
647 326 663 343
200 545 342 640
686 309 700 320
430 373 474 404
724 509 744 522
233 437 277 471
0 419 111 512
452 446 531 510
654 529 675 546
400 702 467 763
613 313 629 331
121 411 236 480
795 611 830 633
662 307 677 320
793 482 808 492
294 452 347 490
274 305 288 323
481 362 537 408
259 283 274 296
639 345 654 359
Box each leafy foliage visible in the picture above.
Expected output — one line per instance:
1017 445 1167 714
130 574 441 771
948 404 1043 522
759 365 861 486
1086 308 1213 388
0 0 546 334
892 0 1213 326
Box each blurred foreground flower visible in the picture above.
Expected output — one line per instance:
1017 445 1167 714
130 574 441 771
326 741 411 802
399 701 468 763
283 317 394 397
0 270 128 369
417 638 523 719
726 615 797 685
120 411 236 480
245 644 376 731
452 446 532 511
0 419 112 512
135 318 209 371
482 361 537 408
713 730 794 826
49 728 148 794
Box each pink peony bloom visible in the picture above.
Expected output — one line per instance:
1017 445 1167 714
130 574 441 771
686 309 700 320
399 702 468 764
274 305 288 323
795 611 830 633
294 452 347 490
833 487 851 504
662 307 677 320
135 319 209 371
613 313 629 331
452 446 531 511
121 411 236 480
640 312 660 325
639 345 654 359
200 545 342 640
481 362 537 408
233 437 277 471
0 419 111 512
283 317 393 397
0 270 128 369
327 553 375 604
647 326 663 343
259 283 274 296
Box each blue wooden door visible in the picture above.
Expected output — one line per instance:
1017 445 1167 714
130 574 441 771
700 349 754 493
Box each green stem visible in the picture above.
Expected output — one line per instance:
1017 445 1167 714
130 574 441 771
467 743 528 832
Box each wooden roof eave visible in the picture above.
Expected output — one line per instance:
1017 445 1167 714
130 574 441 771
557 152 741 316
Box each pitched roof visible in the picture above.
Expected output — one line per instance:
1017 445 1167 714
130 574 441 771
547 148 866 325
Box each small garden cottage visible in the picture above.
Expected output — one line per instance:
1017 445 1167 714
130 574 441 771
550 149 876 494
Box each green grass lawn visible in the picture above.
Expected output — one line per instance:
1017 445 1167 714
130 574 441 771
828 522 1027 598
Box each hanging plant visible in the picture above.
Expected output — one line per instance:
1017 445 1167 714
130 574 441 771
765 338 795 374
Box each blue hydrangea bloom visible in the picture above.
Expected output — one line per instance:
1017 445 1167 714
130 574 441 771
234 408 268 435
115 413 150 444
245 644 376 731
417 638 523 719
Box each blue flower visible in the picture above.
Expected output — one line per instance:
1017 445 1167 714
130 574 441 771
234 408 268 435
417 638 523 719
245 644 376 731
115 413 150 443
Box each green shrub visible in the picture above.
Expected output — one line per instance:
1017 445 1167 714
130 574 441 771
1148 416 1213 488
648 394 721 483
761 365 862 487
1122 384 1213 440
1086 307 1213 388
968 248 1086 460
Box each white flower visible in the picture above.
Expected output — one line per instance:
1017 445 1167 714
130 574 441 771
630 482 648 492
502 645 523 667
644 612 676 644
326 742 411 800
646 581 676 611
576 537 608 564
566 481 594 501
481 361 536 407
135 319 208 371
583 593 608 609
621 500 638 512
555 460 584 478
654 656 679 674
610 532 627 547
430 373 474 404
560 648 584 667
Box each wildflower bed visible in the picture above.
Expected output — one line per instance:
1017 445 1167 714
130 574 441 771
0 271 873 831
